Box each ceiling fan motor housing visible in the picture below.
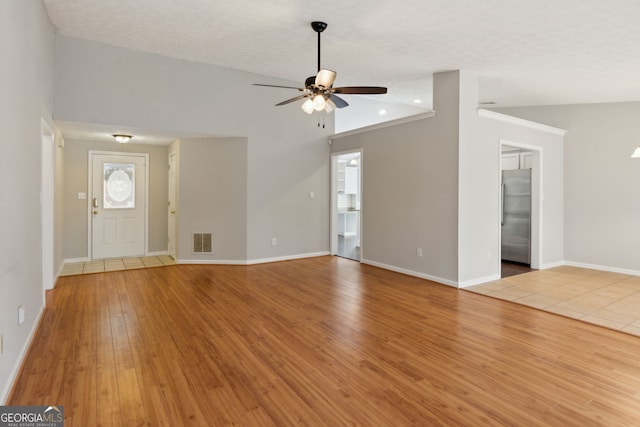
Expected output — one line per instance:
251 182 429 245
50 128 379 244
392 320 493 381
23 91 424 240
311 21 327 33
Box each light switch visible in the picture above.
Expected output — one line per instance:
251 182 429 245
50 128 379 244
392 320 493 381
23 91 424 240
78 192 87 200
309 192 315 199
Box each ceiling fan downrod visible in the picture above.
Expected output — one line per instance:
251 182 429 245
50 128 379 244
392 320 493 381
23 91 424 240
311 21 327 72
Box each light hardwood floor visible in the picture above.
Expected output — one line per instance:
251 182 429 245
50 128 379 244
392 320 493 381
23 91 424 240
8 256 640 425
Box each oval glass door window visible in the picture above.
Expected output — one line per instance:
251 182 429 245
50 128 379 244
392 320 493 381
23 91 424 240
104 162 135 209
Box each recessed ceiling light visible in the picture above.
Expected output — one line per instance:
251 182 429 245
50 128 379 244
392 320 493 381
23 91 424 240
378 109 387 115
413 99 422 104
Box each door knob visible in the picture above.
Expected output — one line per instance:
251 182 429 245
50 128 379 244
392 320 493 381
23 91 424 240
170 210 176 214
93 210 98 215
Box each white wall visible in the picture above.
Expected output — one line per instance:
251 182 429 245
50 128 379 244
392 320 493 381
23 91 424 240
0 0 56 403
494 102 640 274
54 36 332 263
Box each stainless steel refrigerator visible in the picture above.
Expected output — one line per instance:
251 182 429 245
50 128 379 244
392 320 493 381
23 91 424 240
501 169 531 264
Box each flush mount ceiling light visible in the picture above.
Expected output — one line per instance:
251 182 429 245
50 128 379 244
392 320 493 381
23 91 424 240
631 147 640 158
113 134 132 144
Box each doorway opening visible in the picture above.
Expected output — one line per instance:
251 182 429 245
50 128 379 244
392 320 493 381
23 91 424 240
500 143 541 278
331 150 362 261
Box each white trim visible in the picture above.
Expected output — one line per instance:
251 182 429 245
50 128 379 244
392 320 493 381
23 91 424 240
88 151 149 260
41 119 55 294
538 260 566 269
177 259 247 265
147 250 170 257
247 251 331 265
331 111 436 140
330 149 363 261
478 109 567 136
1 303 46 405
564 261 640 276
361 259 459 288
177 252 331 266
64 257 90 264
499 141 543 271
458 274 502 288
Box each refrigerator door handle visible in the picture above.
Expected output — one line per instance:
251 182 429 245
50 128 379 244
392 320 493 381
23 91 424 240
501 182 505 226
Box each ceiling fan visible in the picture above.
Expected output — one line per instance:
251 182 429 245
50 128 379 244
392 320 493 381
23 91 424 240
254 21 387 114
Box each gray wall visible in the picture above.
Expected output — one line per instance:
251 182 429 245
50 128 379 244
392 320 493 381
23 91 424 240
0 0 56 403
494 102 640 273
54 36 331 263
63 140 169 259
331 71 565 286
178 137 247 261
331 72 461 284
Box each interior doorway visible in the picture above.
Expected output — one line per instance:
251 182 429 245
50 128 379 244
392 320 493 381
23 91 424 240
500 143 540 277
89 151 148 260
331 150 362 261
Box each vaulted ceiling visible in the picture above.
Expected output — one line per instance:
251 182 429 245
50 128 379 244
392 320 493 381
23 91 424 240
44 0 640 112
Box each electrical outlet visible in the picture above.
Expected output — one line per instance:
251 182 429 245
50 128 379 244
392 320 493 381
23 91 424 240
18 306 25 325
271 238 277 246
417 248 423 258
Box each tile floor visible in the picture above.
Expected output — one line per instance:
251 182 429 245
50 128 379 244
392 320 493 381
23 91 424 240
467 265 640 337
60 255 176 276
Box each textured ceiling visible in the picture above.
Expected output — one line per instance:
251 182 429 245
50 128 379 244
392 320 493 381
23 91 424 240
43 0 640 113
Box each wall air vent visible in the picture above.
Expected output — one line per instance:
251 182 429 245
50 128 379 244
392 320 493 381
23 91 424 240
192 232 213 254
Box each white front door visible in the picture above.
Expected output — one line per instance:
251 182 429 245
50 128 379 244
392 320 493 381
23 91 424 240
168 152 177 259
90 152 147 259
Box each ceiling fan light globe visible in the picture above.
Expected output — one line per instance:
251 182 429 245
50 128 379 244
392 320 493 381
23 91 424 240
301 99 314 114
324 99 336 114
313 94 326 111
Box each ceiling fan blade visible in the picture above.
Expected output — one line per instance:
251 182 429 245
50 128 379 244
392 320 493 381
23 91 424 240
329 94 349 108
332 86 388 95
315 69 336 89
253 83 305 91
275 94 310 106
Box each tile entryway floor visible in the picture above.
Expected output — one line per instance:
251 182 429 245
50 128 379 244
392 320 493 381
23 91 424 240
466 265 640 337
60 255 176 276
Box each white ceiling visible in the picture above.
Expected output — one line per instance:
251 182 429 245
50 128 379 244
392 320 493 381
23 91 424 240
43 0 640 139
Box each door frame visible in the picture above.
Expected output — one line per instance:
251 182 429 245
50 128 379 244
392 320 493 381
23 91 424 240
168 151 177 260
41 118 55 292
330 149 363 260
499 141 542 270
87 150 150 260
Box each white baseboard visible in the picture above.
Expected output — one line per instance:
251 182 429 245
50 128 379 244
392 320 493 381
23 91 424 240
564 260 640 276
539 260 566 269
64 257 89 264
458 274 501 288
361 259 459 288
247 251 330 265
1 303 46 404
176 259 247 265
147 251 169 257
177 251 331 266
